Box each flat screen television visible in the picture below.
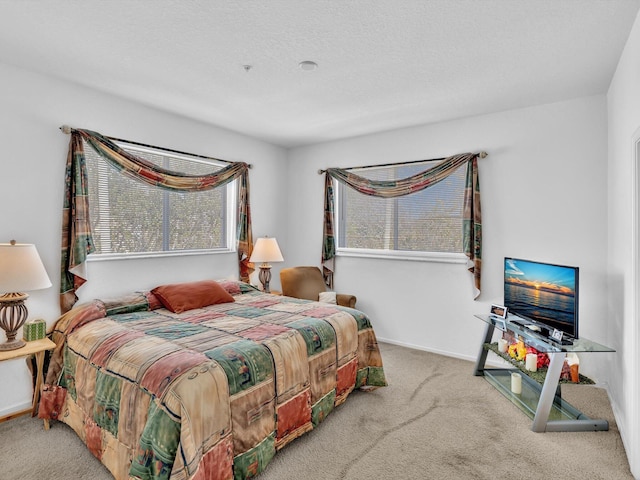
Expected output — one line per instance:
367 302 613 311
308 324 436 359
504 257 579 341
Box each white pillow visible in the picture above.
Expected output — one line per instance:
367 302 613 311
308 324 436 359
318 291 337 304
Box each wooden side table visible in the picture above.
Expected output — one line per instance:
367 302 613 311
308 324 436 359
0 337 55 428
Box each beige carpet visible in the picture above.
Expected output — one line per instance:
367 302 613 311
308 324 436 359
0 342 633 479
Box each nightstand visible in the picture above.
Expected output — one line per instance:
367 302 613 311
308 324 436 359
0 337 55 428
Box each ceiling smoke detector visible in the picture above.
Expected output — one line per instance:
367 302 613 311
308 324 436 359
298 61 318 71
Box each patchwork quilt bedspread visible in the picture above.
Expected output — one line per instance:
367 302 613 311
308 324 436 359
40 281 386 480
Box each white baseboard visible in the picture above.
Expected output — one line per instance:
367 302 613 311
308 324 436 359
376 336 508 368
377 337 618 386
607 386 638 479
0 401 32 419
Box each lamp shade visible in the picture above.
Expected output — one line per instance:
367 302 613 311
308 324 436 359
249 237 284 264
0 243 52 293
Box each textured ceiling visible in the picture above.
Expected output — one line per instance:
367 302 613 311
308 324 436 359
0 0 638 147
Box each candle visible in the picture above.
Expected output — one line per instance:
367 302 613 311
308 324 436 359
567 353 580 383
511 372 522 394
498 338 508 353
525 353 538 372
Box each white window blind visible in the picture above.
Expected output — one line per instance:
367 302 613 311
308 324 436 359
337 161 466 254
84 140 234 256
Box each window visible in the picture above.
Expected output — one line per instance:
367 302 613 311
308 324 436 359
84 140 235 258
336 160 466 260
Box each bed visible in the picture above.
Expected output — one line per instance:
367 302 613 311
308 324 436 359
39 280 386 480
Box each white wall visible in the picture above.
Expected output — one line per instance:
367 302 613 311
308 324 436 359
287 96 609 375
0 62 288 416
607 9 640 479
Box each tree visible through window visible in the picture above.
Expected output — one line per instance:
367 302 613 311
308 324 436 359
337 161 466 253
84 141 233 256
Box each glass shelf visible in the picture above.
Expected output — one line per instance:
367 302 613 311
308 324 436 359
483 342 595 384
483 368 588 422
474 314 615 353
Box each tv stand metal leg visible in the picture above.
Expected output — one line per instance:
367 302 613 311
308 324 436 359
531 351 564 432
474 322 495 376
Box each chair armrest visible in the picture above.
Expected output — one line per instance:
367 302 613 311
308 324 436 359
336 294 357 308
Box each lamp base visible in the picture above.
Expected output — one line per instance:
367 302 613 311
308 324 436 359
258 265 272 293
0 292 29 351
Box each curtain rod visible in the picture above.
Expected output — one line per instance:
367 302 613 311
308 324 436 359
59 125 252 168
317 151 487 174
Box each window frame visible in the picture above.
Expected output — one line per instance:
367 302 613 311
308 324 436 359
85 141 238 262
333 164 468 264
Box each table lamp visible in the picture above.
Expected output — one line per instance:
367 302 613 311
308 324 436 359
0 241 52 351
249 236 283 293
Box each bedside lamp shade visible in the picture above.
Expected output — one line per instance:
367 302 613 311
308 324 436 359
0 242 52 351
249 237 283 293
249 237 284 264
0 243 52 292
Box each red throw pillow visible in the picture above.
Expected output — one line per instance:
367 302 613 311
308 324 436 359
151 280 235 313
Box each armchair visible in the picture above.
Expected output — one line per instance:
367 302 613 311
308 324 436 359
280 266 357 308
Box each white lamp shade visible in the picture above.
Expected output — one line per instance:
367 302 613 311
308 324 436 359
0 243 52 293
249 237 284 263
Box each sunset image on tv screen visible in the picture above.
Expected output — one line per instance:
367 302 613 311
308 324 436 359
504 258 577 331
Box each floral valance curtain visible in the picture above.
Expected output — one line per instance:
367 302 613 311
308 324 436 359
60 128 253 312
322 152 483 298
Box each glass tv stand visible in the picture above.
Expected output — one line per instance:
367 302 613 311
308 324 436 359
474 314 615 432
